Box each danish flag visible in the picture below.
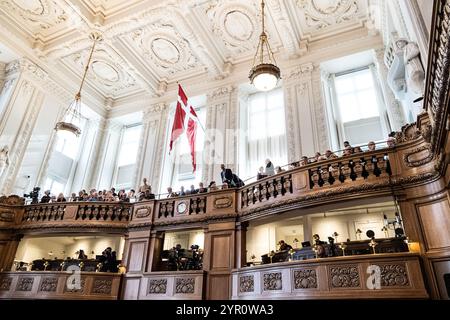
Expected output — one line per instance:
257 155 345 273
169 84 204 172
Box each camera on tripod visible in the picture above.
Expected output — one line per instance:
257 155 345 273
24 187 40 204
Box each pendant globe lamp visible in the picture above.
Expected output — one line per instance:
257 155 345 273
54 32 102 137
249 0 281 91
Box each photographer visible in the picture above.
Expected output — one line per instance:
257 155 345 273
24 187 40 204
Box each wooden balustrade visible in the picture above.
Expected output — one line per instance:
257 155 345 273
22 204 65 222
122 270 205 300
154 194 208 225
241 173 293 209
76 203 132 222
308 152 392 189
0 271 122 300
231 253 427 299
0 137 438 229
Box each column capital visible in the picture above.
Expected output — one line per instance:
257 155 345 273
6 58 47 81
284 63 314 82
143 103 168 122
206 86 236 102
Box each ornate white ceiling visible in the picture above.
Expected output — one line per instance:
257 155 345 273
0 0 374 101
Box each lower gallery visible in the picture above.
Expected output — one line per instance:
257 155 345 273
0 0 449 301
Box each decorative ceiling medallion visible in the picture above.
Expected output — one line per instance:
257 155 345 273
12 0 45 15
63 44 137 97
224 10 254 41
205 2 260 55
130 22 199 76
0 0 67 30
91 61 119 83
151 38 180 64
297 0 359 29
311 0 343 15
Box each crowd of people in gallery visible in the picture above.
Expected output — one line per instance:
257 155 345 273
27 134 396 204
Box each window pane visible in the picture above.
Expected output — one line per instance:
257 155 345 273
335 69 381 123
117 125 142 167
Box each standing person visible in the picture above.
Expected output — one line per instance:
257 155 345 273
265 159 275 176
220 164 234 185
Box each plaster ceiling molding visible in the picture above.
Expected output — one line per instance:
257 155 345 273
61 43 140 99
128 21 203 79
204 0 260 57
265 0 305 57
0 0 68 34
295 0 368 38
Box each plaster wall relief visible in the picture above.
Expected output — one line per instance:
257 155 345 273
203 86 237 184
134 103 169 192
374 48 406 131
90 119 123 190
0 81 45 195
283 63 326 163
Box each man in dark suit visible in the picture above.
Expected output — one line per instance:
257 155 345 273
220 164 233 184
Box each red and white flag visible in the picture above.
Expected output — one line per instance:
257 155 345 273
169 84 203 172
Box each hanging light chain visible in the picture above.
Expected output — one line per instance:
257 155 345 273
252 0 277 68
76 32 101 100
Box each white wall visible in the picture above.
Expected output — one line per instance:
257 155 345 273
246 210 398 262
163 230 204 251
14 236 125 263
246 219 304 262
12 95 62 195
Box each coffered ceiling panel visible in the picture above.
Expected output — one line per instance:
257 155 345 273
0 0 375 105
59 42 142 99
121 19 205 81
292 0 369 40
0 0 85 41
191 0 283 63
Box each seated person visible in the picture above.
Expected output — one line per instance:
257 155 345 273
198 182 207 193
387 136 396 148
353 146 363 153
56 193 66 202
167 187 178 198
257 167 267 180
189 185 197 194
325 150 338 159
208 181 218 191
275 166 285 174
179 186 186 196
278 240 292 251
78 249 87 260
368 141 376 151
343 146 353 156
40 190 51 203
300 156 309 166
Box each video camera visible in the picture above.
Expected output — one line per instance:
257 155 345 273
24 187 40 204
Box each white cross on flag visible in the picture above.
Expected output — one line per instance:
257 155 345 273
169 84 203 172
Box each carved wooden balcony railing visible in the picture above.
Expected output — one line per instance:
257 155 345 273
0 271 122 300
75 203 132 222
123 270 205 300
241 173 293 209
0 125 438 230
154 194 208 225
308 152 392 189
231 253 427 300
22 204 66 223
